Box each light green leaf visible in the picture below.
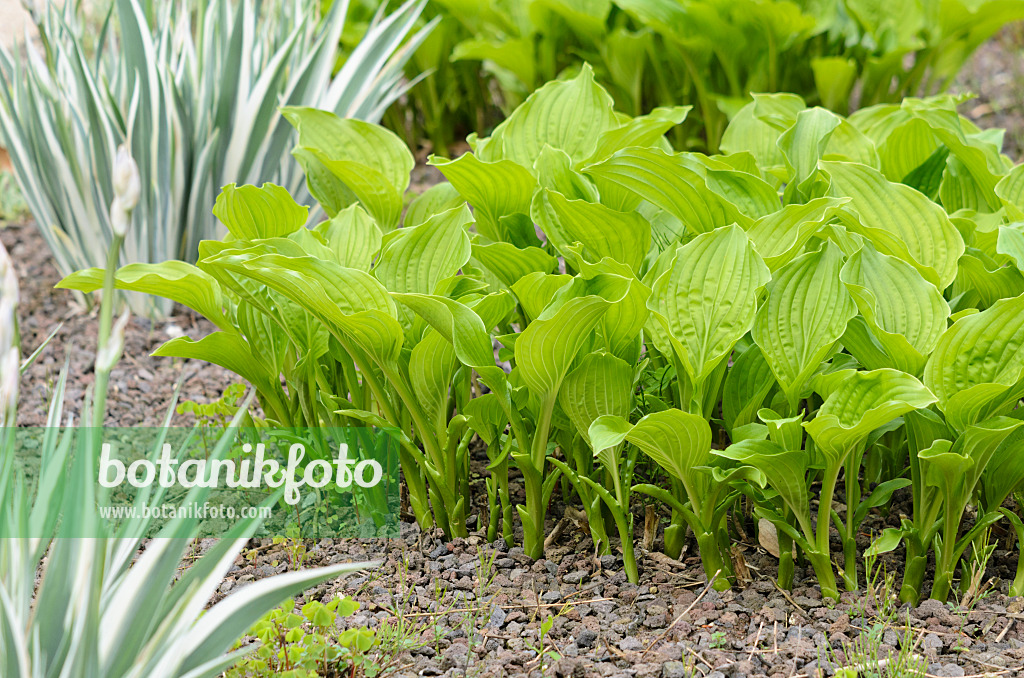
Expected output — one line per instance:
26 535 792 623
516 294 612 398
822 160 965 289
804 369 936 465
752 242 857 410
472 242 557 289
315 204 382 271
584 147 750 235
212 183 308 241
373 204 473 297
651 225 769 386
480 63 619 167
924 292 1024 432
840 243 950 374
405 183 465 228
778 107 842 201
559 352 633 452
723 344 777 435
531 188 651 272
430 153 537 245
744 196 848 271
588 105 690 163
57 262 231 331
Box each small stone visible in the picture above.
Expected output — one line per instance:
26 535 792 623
428 545 447 559
662 661 689 678
923 633 943 650
928 664 965 677
575 629 598 649
634 664 660 677
542 590 562 603
620 636 644 652
563 570 589 585
486 605 507 629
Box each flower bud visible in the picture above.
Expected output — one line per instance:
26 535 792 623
96 309 130 372
112 144 140 212
110 196 130 238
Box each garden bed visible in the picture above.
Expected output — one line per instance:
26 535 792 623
9 219 1024 677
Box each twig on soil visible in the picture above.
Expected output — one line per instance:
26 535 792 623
747 620 763 661
685 646 712 674
640 569 720 658
771 579 806 617
544 517 567 550
995 617 1014 643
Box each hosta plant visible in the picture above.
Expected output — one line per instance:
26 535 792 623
385 0 1024 153
0 0 431 316
64 66 1024 601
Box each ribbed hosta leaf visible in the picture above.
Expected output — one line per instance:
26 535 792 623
584 147 750 235
924 292 1024 432
651 225 769 386
559 352 634 450
752 242 857 409
840 243 949 374
472 242 557 289
373 204 473 297
531 188 651 272
211 183 308 240
430 153 537 244
804 369 936 464
477 63 619 167
590 409 711 500
516 295 612 398
314 204 382 271
744 197 848 271
822 161 964 289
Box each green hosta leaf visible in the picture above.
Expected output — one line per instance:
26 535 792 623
559 352 633 453
531 188 651 272
410 328 460 428
511 272 573 321
315 204 382 271
752 242 857 411
405 183 465 228
924 292 1024 432
516 294 612 399
822 161 965 289
575 267 651 361
723 344 776 436
57 262 231 331
472 242 557 289
804 369 936 465
153 333 280 401
744 197 848 271
430 153 537 245
533 146 600 201
778 107 842 201
955 249 1024 308
651 225 769 387
979 423 1024 512
704 168 780 219
590 409 711 502
995 164 1024 221
588 105 690 162
584 148 750 235
811 57 857 113
212 183 308 240
840 243 950 374
464 393 507 446
284 107 412 227
715 439 813 537
373 204 473 297
479 63 619 167
998 225 1024 271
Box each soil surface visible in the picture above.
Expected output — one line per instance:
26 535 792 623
5 222 240 427
954 25 1024 161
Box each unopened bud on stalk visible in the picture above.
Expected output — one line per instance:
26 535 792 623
112 144 140 211
110 144 140 238
96 309 130 372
